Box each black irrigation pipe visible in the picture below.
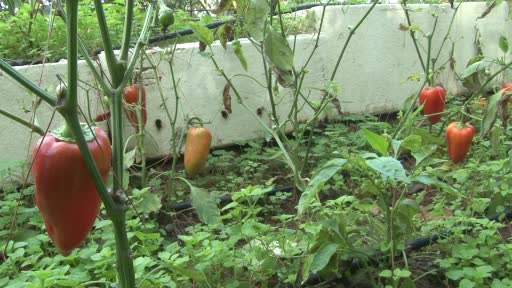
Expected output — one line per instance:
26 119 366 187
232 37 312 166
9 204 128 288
5 2 346 66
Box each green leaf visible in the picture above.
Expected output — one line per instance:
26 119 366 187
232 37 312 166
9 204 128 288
311 243 338 273
499 35 509 54
459 279 476 288
362 128 389 156
481 89 502 138
232 40 248 71
379 269 393 278
411 144 437 164
366 157 409 183
245 0 269 41
298 158 347 214
141 191 162 213
446 269 464 280
461 60 492 78
393 268 412 278
189 23 214 46
191 185 222 226
263 26 294 73
124 149 136 169
400 135 422 153
410 175 458 194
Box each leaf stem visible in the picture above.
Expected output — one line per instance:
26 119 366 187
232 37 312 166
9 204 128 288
0 109 44 135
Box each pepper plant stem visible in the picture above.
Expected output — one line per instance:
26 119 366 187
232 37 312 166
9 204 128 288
0 109 44 135
64 2 135 287
0 60 57 107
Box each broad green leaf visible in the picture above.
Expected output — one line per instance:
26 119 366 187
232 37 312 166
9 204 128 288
411 144 437 164
409 175 458 194
459 279 476 288
232 40 248 71
298 158 347 214
189 23 214 46
393 268 412 278
499 35 509 54
141 191 162 213
263 26 294 73
311 243 338 273
366 157 409 183
245 0 269 41
461 60 492 78
446 269 464 280
379 270 393 277
124 149 136 169
391 139 402 157
481 89 502 138
409 127 445 145
395 199 418 234
400 135 422 153
191 185 222 226
362 128 389 156
217 24 228 49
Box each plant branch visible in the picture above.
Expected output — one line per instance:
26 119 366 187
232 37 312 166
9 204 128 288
93 0 122 85
329 0 378 82
0 60 57 106
0 109 44 135
120 0 136 61
401 0 426 73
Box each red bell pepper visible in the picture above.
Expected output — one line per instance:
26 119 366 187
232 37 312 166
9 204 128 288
32 125 112 256
419 86 446 124
445 121 475 164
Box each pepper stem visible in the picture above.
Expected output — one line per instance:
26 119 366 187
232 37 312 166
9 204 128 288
60 121 75 139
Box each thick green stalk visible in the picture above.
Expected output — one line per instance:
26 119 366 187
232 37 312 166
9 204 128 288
120 0 135 61
93 0 123 86
65 2 135 287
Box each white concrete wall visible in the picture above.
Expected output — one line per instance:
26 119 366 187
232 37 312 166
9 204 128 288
0 2 507 186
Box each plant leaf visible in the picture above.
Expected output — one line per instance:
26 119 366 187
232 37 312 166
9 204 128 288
191 185 222 226
189 23 214 46
245 0 269 41
311 243 338 273
232 40 248 71
461 60 492 78
411 144 437 164
263 26 294 73
298 158 347 214
409 175 458 194
400 135 422 153
362 128 389 156
499 35 509 54
366 157 409 183
481 89 502 138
